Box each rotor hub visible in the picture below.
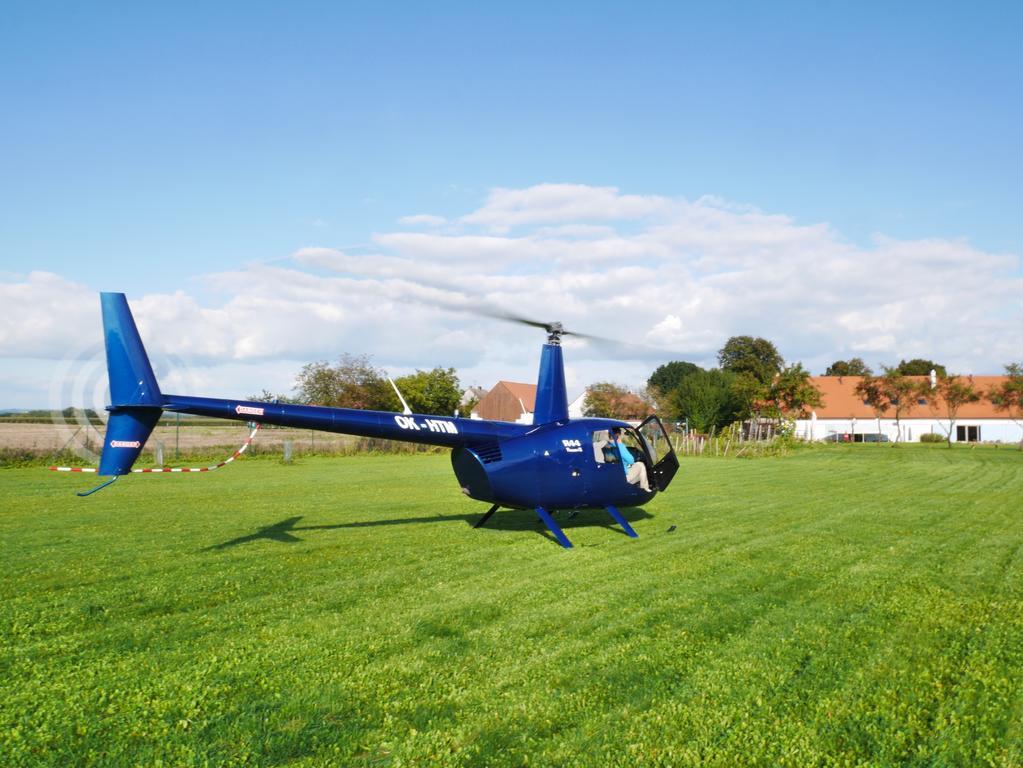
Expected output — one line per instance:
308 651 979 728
544 322 565 345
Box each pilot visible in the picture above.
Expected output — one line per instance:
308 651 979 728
609 428 652 492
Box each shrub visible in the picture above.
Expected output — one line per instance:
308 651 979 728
919 433 945 443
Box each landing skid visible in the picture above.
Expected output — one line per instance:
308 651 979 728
473 504 500 529
535 506 573 549
474 504 639 549
473 503 574 549
605 504 638 538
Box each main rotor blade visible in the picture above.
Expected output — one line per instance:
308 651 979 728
465 304 677 361
403 287 682 361
454 305 605 341
308 257 692 361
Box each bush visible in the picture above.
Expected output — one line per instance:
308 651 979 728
919 433 945 443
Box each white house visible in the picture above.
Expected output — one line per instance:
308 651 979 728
568 391 587 419
794 376 1023 444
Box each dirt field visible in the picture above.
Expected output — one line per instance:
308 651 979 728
0 422 357 455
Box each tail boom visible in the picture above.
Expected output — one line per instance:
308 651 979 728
162 394 528 448
92 292 529 478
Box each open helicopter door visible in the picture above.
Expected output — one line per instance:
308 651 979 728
637 415 680 491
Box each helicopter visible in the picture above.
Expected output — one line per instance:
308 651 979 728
76 292 680 548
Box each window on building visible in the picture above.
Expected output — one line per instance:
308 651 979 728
956 425 980 442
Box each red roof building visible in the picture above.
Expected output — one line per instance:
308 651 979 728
473 381 537 423
797 375 1021 443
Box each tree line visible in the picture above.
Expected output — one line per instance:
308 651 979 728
584 340 1023 446
256 346 1023 446
585 336 823 433
251 353 470 417
823 357 947 377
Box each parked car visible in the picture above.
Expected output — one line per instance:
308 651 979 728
824 432 890 443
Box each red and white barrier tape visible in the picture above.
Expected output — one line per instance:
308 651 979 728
49 423 261 474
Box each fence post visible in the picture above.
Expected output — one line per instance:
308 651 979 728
155 441 164 467
283 440 293 464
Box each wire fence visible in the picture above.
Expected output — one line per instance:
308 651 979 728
0 421 446 469
670 421 790 458
2 416 800 469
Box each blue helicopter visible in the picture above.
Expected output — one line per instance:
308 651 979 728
85 292 680 548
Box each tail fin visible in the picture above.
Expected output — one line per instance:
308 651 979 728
97 293 164 476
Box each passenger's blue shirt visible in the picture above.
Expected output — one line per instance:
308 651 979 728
613 440 635 472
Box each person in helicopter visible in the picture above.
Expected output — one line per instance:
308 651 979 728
609 427 652 492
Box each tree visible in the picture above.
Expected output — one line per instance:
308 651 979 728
647 361 703 398
763 363 822 420
457 396 479 419
894 358 947 377
853 374 889 438
393 368 462 416
294 353 399 410
988 363 1023 425
988 363 1023 448
634 387 658 418
646 361 703 420
718 336 783 384
920 374 981 447
854 368 923 443
729 371 767 423
824 358 872 377
671 369 741 433
583 382 650 420
247 389 299 404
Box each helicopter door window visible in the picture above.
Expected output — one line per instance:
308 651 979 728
638 423 662 463
638 416 675 464
592 430 615 464
637 415 680 492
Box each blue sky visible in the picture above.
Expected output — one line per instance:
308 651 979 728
1 2 1021 407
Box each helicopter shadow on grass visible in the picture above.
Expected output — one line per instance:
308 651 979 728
205 507 653 550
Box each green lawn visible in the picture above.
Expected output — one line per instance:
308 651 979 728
2 446 1022 766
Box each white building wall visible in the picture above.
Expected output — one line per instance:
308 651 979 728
567 392 587 419
796 416 1023 443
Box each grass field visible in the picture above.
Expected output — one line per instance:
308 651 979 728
2 446 1022 766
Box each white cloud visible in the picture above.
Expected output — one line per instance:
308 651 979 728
398 213 446 227
461 183 673 233
1 183 1020 409
0 272 98 357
